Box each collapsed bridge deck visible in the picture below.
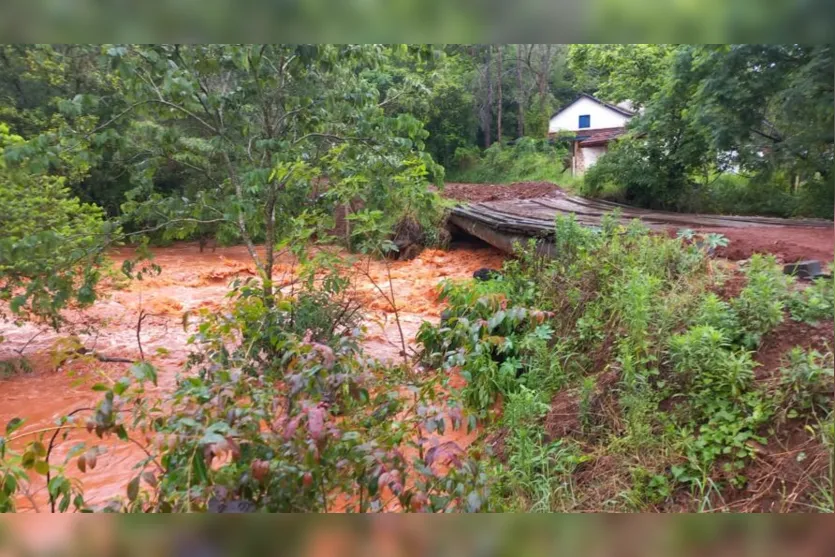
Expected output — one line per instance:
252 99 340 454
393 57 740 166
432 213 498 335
447 188 833 260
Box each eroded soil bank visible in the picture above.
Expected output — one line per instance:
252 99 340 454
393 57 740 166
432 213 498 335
0 240 505 510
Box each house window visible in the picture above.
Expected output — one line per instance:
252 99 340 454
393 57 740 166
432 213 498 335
578 115 591 129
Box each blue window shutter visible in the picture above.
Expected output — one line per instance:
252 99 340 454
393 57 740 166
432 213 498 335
579 115 590 129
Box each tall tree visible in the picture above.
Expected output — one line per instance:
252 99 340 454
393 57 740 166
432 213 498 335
515 44 526 137
111 44 440 301
481 46 493 147
495 45 503 145
568 44 676 108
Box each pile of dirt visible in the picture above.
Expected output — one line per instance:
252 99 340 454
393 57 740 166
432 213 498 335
720 420 830 512
704 226 834 263
544 389 582 440
441 182 563 203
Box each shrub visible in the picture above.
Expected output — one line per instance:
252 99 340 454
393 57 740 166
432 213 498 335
445 137 568 184
731 255 791 348
690 293 740 339
789 276 834 325
778 348 834 419
1 282 490 513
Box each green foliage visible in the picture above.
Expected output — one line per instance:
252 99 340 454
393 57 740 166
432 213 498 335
446 137 568 184
417 275 554 411
578 45 835 218
690 293 740 337
0 45 134 217
419 210 832 510
627 466 672 508
789 276 834 325
668 326 755 405
568 44 676 109
0 123 108 326
731 255 791 348
494 387 585 512
1 280 490 513
778 349 834 420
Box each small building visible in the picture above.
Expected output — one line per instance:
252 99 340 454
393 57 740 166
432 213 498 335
548 93 636 176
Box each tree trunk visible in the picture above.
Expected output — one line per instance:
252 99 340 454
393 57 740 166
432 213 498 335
516 44 525 137
538 45 553 127
496 45 503 146
483 46 493 148
263 187 276 304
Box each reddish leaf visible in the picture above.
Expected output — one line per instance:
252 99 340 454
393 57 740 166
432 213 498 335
424 441 464 468
307 405 325 441
283 415 302 440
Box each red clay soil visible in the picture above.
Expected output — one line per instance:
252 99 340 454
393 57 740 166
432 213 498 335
441 182 563 203
754 319 835 380
700 226 834 263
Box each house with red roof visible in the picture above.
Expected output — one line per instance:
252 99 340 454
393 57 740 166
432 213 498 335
548 93 636 176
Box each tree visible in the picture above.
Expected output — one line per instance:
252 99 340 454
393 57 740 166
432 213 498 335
481 46 493 147
690 45 834 185
496 45 503 145
0 45 135 217
109 44 440 301
568 44 676 108
0 123 107 327
582 44 834 217
515 45 526 137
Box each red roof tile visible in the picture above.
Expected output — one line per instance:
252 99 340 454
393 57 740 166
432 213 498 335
577 127 626 147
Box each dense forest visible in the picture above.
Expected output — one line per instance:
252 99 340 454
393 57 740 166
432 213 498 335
0 45 832 514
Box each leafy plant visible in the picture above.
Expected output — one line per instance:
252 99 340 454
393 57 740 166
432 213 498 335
778 349 834 420
732 254 791 348
788 276 834 325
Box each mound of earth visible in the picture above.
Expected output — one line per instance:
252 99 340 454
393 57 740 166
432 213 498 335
705 226 834 263
441 182 563 203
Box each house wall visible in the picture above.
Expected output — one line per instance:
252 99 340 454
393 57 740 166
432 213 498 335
580 145 607 170
548 97 631 134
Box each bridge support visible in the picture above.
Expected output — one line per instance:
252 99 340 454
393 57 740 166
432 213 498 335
448 215 556 258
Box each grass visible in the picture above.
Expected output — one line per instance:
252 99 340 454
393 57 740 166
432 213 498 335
418 212 834 512
445 137 570 184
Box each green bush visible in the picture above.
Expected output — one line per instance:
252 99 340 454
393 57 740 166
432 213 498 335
789 276 834 325
731 255 791 348
698 174 800 218
690 293 740 338
418 210 831 510
583 138 834 219
778 349 834 419
446 137 569 184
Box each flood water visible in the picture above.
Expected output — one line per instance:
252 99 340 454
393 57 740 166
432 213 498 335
0 240 505 511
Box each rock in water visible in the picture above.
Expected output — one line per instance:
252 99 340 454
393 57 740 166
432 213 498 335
473 268 501 281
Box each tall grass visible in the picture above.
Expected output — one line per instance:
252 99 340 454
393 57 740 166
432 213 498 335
445 137 569 184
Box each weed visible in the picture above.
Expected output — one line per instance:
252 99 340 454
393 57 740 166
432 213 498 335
731 254 791 348
788 276 834 325
627 466 672 508
778 349 834 420
690 293 740 338
417 210 829 512
578 376 597 433
497 387 587 512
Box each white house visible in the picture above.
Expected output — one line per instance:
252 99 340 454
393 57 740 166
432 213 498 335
548 93 636 175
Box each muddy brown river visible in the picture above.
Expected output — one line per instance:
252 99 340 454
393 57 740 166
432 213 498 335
0 241 505 511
